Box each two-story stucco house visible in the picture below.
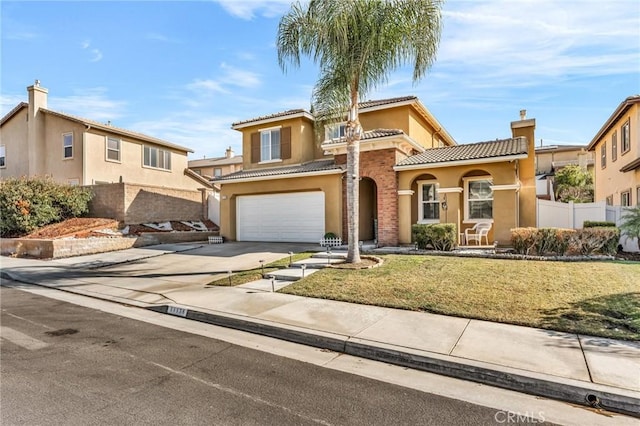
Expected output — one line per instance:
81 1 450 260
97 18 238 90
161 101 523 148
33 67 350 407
0 81 214 224
587 95 640 207
188 147 243 179
213 96 537 247
0 81 206 191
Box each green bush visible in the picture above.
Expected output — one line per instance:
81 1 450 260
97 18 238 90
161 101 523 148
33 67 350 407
583 221 616 228
571 228 620 256
412 223 457 251
0 177 93 237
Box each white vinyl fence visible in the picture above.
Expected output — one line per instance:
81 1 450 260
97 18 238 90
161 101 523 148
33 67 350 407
208 190 220 226
536 199 638 252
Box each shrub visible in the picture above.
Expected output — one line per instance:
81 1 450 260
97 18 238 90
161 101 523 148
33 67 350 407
511 227 619 256
583 221 616 228
0 177 93 237
412 223 457 251
571 228 620 256
323 232 338 239
619 205 640 244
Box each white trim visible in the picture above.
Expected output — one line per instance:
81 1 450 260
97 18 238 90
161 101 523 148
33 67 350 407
143 145 172 171
397 189 414 196
62 132 73 160
322 133 425 156
463 176 494 223
258 159 283 165
490 183 520 191
232 111 314 130
417 179 440 223
437 187 463 194
393 153 527 171
214 168 343 184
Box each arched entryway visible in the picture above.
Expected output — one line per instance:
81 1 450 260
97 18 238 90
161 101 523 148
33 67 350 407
359 177 378 241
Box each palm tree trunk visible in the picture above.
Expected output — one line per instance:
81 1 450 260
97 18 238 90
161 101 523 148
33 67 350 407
346 92 361 264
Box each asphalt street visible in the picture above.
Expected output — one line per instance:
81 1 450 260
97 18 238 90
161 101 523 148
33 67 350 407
1 284 518 426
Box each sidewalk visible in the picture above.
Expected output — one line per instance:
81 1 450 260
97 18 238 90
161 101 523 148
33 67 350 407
1 243 638 417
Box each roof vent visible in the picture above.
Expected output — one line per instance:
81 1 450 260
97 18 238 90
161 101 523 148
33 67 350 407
519 109 527 120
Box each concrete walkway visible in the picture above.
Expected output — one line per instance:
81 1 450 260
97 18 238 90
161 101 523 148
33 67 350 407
1 242 638 417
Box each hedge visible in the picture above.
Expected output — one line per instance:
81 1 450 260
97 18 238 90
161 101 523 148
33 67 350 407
412 223 457 251
511 227 620 256
0 177 93 237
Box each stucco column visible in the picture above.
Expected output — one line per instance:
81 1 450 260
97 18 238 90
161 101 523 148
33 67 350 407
397 189 414 244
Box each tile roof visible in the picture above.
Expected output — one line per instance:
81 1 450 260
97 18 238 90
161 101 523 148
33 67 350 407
231 96 419 128
232 109 308 127
213 159 343 182
396 137 528 167
323 128 405 145
359 96 417 109
188 155 243 167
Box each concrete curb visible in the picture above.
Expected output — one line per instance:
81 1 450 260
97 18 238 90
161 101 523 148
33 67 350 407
150 304 640 418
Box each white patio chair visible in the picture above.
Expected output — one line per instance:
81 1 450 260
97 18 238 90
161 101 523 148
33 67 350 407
464 222 492 245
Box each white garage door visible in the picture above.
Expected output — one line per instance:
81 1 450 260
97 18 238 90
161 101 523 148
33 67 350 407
236 192 325 242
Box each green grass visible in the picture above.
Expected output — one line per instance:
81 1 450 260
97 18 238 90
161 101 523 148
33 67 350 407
280 255 640 340
207 252 315 286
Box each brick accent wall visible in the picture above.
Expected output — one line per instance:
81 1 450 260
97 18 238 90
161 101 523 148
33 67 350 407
89 183 204 224
335 148 399 247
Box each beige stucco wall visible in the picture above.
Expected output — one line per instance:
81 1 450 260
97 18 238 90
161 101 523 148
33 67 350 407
398 162 521 245
83 130 200 190
0 109 29 178
42 114 85 183
511 120 537 229
239 116 317 169
218 174 343 241
592 103 639 206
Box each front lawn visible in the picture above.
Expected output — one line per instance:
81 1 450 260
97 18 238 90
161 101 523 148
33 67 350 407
281 255 640 340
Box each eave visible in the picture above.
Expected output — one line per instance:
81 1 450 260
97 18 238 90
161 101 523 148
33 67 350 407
393 153 528 171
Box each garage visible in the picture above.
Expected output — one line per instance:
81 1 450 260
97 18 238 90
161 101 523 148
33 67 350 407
236 192 325 242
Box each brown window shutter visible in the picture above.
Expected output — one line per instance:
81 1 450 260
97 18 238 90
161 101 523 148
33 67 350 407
281 126 291 159
251 132 260 163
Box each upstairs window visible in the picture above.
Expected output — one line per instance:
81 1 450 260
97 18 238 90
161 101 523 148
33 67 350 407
600 143 606 169
106 137 121 162
611 131 617 162
0 145 5 167
465 177 493 221
63 132 73 159
418 180 439 223
621 119 630 154
143 146 171 170
261 128 281 162
251 126 291 163
325 123 346 140
214 168 222 177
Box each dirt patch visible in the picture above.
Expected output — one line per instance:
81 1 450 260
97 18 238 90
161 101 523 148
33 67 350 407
24 218 119 239
330 256 383 270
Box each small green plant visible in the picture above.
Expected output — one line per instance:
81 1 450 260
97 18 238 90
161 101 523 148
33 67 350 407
619 205 640 245
323 232 338 239
0 177 93 237
412 223 456 251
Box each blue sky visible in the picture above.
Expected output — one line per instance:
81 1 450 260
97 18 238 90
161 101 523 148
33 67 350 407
2 0 639 160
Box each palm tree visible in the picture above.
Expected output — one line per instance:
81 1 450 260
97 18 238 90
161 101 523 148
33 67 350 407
277 0 442 263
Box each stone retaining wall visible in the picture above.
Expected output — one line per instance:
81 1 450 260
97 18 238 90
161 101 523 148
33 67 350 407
1 231 218 259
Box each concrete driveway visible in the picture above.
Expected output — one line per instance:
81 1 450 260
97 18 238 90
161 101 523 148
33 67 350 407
52 241 321 286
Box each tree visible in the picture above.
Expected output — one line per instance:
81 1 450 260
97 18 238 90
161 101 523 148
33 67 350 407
277 0 442 262
619 205 640 246
553 165 594 203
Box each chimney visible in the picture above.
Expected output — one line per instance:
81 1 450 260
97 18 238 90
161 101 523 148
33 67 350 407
27 80 48 175
225 146 234 158
511 110 536 229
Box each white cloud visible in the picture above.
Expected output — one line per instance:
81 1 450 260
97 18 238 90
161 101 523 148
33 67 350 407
145 32 179 43
214 0 293 20
52 87 126 122
81 39 103 62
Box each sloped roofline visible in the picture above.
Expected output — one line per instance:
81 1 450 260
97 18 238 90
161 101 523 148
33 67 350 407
587 95 640 151
1 101 193 153
230 96 457 147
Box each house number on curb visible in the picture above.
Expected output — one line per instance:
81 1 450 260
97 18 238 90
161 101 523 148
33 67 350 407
167 306 188 317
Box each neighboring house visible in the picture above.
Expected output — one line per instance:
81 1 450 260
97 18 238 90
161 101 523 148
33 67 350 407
213 96 537 246
586 95 640 207
534 144 594 200
0 80 205 191
0 81 213 224
188 147 243 179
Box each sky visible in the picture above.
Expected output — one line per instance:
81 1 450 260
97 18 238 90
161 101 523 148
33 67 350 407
1 0 639 160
